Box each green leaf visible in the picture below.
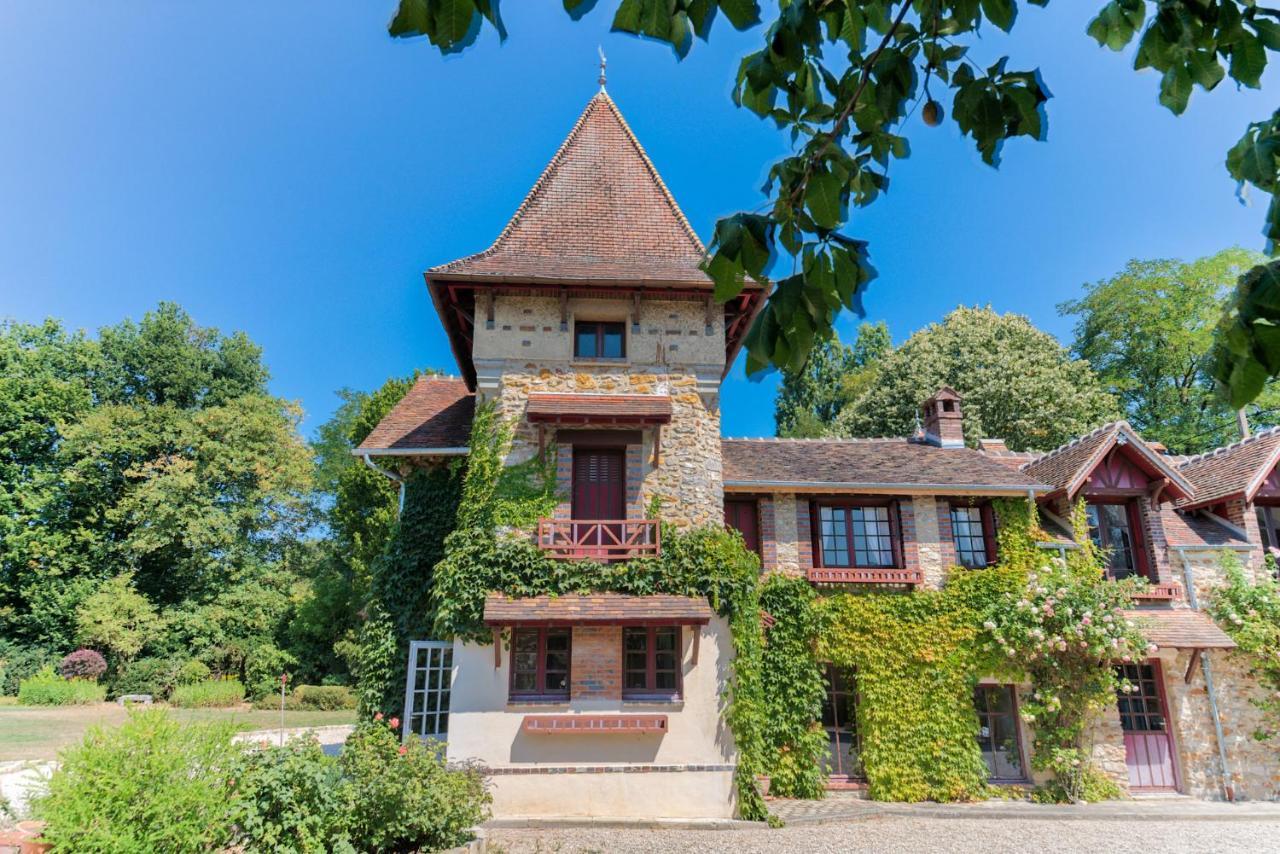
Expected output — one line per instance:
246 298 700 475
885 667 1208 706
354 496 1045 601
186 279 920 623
1253 20 1280 51
719 0 762 30
389 0 429 37
1229 33 1268 89
980 0 1016 33
1186 51 1225 91
434 0 477 48
613 0 644 32
1159 63 1192 115
805 170 843 229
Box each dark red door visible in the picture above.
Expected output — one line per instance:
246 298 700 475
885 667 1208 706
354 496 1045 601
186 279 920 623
725 499 760 555
572 449 625 557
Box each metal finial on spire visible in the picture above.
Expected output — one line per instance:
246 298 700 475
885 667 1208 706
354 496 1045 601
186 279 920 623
598 46 607 90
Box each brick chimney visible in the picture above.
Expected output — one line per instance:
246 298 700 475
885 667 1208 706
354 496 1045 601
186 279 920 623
921 387 965 448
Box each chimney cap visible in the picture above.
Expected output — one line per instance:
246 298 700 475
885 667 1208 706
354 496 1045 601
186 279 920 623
926 386 963 401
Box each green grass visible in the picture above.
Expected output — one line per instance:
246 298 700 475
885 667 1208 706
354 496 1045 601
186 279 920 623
0 703 356 761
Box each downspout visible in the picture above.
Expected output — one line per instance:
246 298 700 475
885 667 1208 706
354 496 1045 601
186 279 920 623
1174 546 1235 801
363 453 406 518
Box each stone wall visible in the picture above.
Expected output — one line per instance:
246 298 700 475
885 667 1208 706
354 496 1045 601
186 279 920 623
475 294 725 369
1166 648 1280 800
493 368 722 529
912 496 945 589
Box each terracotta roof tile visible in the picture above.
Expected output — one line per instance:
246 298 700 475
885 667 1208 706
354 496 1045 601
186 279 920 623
483 593 713 626
1159 508 1251 549
526 393 672 424
1021 422 1194 500
356 376 474 452
720 438 1048 494
431 91 710 286
1123 608 1236 650
1176 427 1280 509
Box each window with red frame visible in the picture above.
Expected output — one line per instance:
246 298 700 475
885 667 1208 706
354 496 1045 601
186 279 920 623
574 320 625 359
950 503 997 568
509 627 570 700
622 626 681 700
814 502 901 568
1084 499 1150 581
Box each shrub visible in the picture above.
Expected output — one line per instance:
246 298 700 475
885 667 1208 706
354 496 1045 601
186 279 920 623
58 649 107 682
339 717 490 851
17 667 107 706
0 640 58 696
33 710 240 853
295 684 356 711
170 679 245 709
252 684 356 712
111 657 189 700
231 736 346 853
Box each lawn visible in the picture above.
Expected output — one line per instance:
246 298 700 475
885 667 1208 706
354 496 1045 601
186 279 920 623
0 703 356 761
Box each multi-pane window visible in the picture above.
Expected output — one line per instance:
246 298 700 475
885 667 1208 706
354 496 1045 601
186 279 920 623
405 641 453 740
1085 501 1144 579
622 626 681 699
574 320 625 359
821 664 863 779
1115 663 1167 732
817 504 897 568
950 504 995 568
510 627 571 699
973 684 1025 781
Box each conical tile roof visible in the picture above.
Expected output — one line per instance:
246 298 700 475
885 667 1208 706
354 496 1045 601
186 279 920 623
430 90 711 286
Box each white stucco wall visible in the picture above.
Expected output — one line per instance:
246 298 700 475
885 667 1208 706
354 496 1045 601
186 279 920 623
445 615 738 818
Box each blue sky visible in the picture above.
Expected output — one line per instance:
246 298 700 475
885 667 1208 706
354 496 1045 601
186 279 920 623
1 3 1275 440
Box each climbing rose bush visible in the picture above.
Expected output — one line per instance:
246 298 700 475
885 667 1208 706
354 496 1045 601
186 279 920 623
982 559 1148 801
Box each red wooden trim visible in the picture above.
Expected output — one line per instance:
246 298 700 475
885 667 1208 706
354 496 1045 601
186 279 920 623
1132 582 1183 601
573 319 627 360
488 617 709 627
536 518 661 561
811 501 904 570
889 500 904 570
1127 500 1152 582
508 627 571 701
980 504 999 566
621 626 683 701
807 567 923 585
521 714 668 735
1184 648 1202 684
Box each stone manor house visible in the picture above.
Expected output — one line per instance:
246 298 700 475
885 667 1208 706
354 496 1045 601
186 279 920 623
357 87 1280 819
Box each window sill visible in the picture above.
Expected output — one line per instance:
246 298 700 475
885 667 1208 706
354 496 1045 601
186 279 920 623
570 358 629 368
622 696 684 707
507 697 571 707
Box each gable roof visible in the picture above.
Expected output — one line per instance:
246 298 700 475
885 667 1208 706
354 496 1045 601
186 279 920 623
429 91 710 286
721 438 1049 495
1176 426 1280 509
1020 422 1194 502
355 376 474 455
1159 508 1253 550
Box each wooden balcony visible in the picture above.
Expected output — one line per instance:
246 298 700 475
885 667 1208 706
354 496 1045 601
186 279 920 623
807 567 923 585
1131 582 1183 601
536 518 661 561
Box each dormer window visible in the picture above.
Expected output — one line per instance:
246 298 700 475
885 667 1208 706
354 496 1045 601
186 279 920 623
574 320 625 359
1085 500 1150 581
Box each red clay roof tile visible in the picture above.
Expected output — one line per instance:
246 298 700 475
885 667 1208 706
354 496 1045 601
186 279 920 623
525 393 672 424
1176 427 1280 509
355 376 474 453
1123 608 1236 649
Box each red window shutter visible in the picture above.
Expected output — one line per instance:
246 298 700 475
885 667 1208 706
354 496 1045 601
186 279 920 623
1127 501 1151 581
725 500 760 555
981 504 998 566
889 501 904 569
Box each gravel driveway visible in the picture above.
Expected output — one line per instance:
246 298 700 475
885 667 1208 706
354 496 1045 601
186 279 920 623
484 814 1280 854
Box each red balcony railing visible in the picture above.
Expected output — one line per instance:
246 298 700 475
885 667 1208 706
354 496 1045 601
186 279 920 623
536 518 661 561
807 567 923 585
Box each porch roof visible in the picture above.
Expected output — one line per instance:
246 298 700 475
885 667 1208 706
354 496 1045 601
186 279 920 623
525 393 672 426
483 593 713 626
354 376 474 455
1123 608 1237 650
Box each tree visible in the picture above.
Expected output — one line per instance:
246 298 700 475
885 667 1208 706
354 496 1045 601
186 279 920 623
289 374 425 682
1061 248 1275 454
382 1 1280 389
834 306 1118 450
75 574 162 665
775 321 890 437
0 304 316 692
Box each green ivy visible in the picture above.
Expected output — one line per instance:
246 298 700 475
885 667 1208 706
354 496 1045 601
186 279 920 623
758 574 828 799
1208 551 1280 741
428 403 772 820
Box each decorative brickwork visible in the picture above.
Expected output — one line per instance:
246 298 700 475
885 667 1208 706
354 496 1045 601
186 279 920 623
934 499 959 569
796 500 813 575
571 626 622 701
759 495 778 571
